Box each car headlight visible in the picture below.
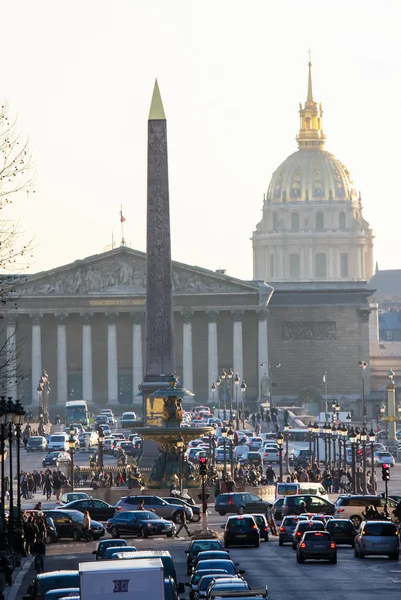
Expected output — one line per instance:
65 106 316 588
147 523 155 528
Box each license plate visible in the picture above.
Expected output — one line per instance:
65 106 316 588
313 544 325 549
237 534 247 538
373 544 387 548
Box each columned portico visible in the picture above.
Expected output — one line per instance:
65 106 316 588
81 313 93 402
56 313 68 405
30 314 42 407
232 311 244 382
182 310 194 393
207 311 219 401
107 313 118 404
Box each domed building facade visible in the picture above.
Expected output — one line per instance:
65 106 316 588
253 62 374 283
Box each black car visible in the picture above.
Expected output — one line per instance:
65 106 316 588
92 539 128 560
223 515 260 548
292 520 326 549
297 530 337 563
282 495 335 518
215 493 269 516
194 550 231 567
162 498 201 522
325 519 357 547
62 499 115 521
43 509 104 541
185 538 224 574
106 510 176 538
42 451 71 468
251 514 269 542
273 498 284 520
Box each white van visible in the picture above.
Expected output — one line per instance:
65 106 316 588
276 481 329 500
47 433 69 452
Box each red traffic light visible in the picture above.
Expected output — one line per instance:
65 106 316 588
382 463 388 469
199 457 207 464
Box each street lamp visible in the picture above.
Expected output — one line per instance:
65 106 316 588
368 429 376 493
359 360 368 426
176 434 184 493
331 423 337 466
349 427 357 494
215 378 221 418
341 425 348 471
360 427 367 495
322 422 330 465
227 427 234 475
98 426 104 469
240 381 247 428
308 421 313 465
6 398 16 545
13 399 25 525
221 427 228 478
277 432 284 482
284 422 291 474
346 413 352 425
0 397 8 549
68 426 76 492
234 374 240 429
313 422 320 467
211 382 216 414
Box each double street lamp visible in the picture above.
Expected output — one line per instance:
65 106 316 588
277 432 284 482
98 426 105 469
240 381 247 428
227 427 234 475
313 422 320 467
284 422 291 474
308 421 313 465
221 427 228 477
359 360 368 426
68 426 76 491
368 429 376 493
360 427 367 495
176 434 184 493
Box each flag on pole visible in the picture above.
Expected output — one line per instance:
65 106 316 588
322 373 326 383
120 210 126 223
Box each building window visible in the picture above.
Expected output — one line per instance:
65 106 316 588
270 254 275 278
291 212 299 232
339 211 346 230
273 213 279 231
315 253 327 278
289 253 300 279
316 212 324 231
119 374 133 404
385 330 393 340
68 373 83 401
340 253 348 277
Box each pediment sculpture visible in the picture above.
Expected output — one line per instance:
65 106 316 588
20 256 244 296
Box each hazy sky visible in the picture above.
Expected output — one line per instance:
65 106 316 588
2 0 401 280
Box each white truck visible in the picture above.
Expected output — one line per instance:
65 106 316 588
79 558 165 600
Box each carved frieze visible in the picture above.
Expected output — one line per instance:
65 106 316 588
282 321 336 341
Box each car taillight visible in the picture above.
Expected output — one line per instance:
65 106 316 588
116 506 122 511
330 542 336 548
253 524 258 529
336 508 344 512
229 497 234 505
279 526 285 531
300 542 306 548
297 532 302 536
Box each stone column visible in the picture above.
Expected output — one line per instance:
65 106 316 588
257 309 269 402
232 311 244 380
207 311 219 402
80 313 93 402
30 314 42 408
6 316 17 400
56 313 68 405
107 313 118 404
182 310 194 393
132 313 144 401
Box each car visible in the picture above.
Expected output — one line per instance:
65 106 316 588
325 518 357 546
259 447 280 463
43 509 104 540
251 514 269 542
115 551 180 588
106 510 176 538
60 492 90 505
42 451 71 468
247 437 264 450
23 510 59 545
186 570 230 600
113 440 136 457
371 451 396 467
115 495 192 522
195 560 242 577
354 520 400 559
223 515 260 548
102 545 137 560
292 520 326 549
238 452 263 468
185 539 225 574
195 574 240 600
61 499 116 521
95 415 109 426
47 433 69 452
25 571 79 600
282 494 335 518
44 588 80 600
278 515 299 545
273 497 284 520
26 436 48 452
206 578 249 599
121 412 137 427
92 539 128 560
293 449 313 467
334 494 398 527
162 497 201 522
215 448 231 464
215 493 269 516
297 530 337 563
194 551 231 568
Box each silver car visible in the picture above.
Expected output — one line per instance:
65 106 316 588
114 495 193 523
354 520 400 559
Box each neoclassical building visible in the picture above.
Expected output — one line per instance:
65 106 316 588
3 246 273 411
252 61 374 283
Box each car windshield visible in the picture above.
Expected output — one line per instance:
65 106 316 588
228 518 254 528
51 436 65 442
197 561 235 574
192 571 226 585
191 541 222 552
304 531 331 541
65 511 84 523
363 523 398 536
136 512 159 520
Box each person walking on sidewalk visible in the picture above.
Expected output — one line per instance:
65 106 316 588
175 505 192 538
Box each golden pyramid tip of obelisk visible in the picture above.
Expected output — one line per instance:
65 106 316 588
149 79 166 120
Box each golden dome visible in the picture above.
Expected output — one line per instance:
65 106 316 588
266 61 358 204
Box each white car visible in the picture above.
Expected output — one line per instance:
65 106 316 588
100 409 115 425
259 446 280 463
371 451 395 467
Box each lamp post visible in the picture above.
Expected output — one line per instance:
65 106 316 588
277 432 284 482
0 397 8 541
98 426 104 469
349 427 357 494
360 427 367 495
215 378 221 418
68 426 76 492
313 422 320 467
331 423 337 466
343 425 348 472
308 421 313 466
368 429 376 493
333 399 340 422
240 381 247 428
284 422 290 474
211 382 216 415
6 398 15 545
176 434 184 493
234 374 240 429
322 423 328 464
14 399 25 525
228 427 234 476
221 426 227 478
359 360 368 426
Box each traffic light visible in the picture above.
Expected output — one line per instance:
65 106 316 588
199 456 208 475
382 464 390 481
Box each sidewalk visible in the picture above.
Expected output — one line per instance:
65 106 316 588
4 554 33 600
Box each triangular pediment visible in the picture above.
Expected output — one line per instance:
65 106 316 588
17 247 261 296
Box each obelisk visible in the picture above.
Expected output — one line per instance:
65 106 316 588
140 80 175 424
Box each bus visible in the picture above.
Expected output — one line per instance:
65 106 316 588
65 400 89 426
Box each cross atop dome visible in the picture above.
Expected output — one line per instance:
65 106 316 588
296 57 326 150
